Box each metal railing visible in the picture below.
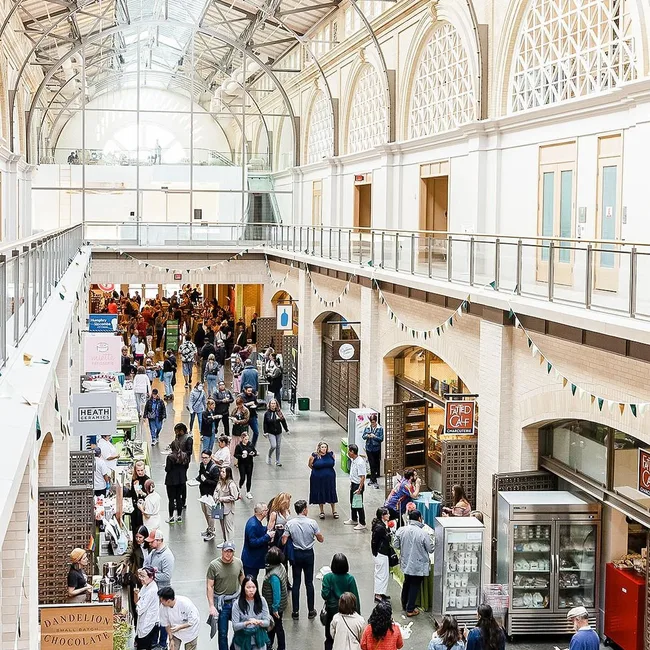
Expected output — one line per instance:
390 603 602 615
84 221 650 321
1 224 84 369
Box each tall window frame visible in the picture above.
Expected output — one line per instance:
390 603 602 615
408 22 476 140
306 91 334 164
509 0 639 113
347 63 388 155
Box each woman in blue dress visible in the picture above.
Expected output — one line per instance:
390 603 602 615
308 441 339 520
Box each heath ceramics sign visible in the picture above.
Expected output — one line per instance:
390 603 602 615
72 392 117 436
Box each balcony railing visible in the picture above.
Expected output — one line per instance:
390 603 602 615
84 222 650 321
1 224 84 369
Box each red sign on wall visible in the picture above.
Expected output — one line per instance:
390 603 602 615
638 449 650 497
444 400 476 435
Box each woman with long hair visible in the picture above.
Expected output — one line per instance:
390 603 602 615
125 526 150 626
330 593 365 650
429 615 466 650
214 466 239 543
230 396 250 455
231 575 271 650
138 479 161 531
443 484 472 517
267 492 293 568
234 431 257 500
201 398 218 453
134 567 159 650
263 398 288 467
205 353 219 397
465 605 505 650
127 460 150 534
164 439 188 524
370 507 393 601
308 441 339 520
360 600 403 650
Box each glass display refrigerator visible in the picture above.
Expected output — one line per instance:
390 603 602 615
433 516 485 626
496 491 601 637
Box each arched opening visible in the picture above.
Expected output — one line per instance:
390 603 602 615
384 345 477 502
318 311 360 429
271 290 299 335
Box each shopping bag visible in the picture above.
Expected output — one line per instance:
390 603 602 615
351 493 363 509
211 503 225 520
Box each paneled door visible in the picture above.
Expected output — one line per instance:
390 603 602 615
536 143 576 286
595 135 622 292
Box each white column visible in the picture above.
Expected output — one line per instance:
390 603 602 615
359 285 381 409
297 267 322 408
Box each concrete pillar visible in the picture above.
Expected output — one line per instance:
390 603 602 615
359 285 381 409
297 267 321 408
476 316 513 573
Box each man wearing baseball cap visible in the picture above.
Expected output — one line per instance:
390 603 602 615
206 542 244 650
567 606 599 650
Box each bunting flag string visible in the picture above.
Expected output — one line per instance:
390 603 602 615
263 253 294 288
305 265 355 309
374 278 469 340
98 244 262 275
508 305 648 418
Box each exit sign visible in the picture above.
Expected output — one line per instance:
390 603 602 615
173 273 182 280
354 174 365 182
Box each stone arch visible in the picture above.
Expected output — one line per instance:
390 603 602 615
518 387 649 444
341 56 388 155
399 2 480 140
493 0 649 117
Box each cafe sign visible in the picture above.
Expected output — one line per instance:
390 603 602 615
638 449 650 497
444 400 476 435
40 603 113 650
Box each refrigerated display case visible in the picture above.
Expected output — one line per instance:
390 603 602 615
496 491 601 637
433 516 485 626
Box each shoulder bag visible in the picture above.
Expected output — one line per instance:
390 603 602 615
341 615 361 644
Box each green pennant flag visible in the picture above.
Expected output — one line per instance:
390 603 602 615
508 309 514 319
207 266 211 270
448 317 454 327
165 268 169 272
528 338 532 348
54 394 60 413
571 384 577 396
436 327 441 336
489 280 496 289
547 362 552 374
598 397 604 411
423 332 427 340
59 292 65 300
631 404 638 417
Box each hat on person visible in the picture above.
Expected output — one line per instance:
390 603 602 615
70 548 86 563
94 447 102 456
145 529 164 543
222 541 235 551
567 606 588 619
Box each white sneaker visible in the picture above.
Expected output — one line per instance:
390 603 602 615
266 457 271 465
246 492 253 500
354 524 367 531
343 519 356 526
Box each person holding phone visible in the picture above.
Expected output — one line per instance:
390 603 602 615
429 615 466 650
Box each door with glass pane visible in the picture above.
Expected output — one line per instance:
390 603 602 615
555 522 599 612
510 523 552 611
595 135 622 292
536 143 576 286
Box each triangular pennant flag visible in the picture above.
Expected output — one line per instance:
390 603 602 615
531 344 538 357
448 317 454 327
608 400 617 414
489 280 496 289
508 309 514 319
619 403 625 415
577 387 585 399
547 362 552 374
539 354 545 366
571 384 577 396
436 327 441 336
590 395 596 405
528 337 532 348
598 397 604 411
630 404 637 417
514 318 521 329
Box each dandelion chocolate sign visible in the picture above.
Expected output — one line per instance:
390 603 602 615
40 603 113 650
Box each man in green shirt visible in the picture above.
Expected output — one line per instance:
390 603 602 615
206 542 244 650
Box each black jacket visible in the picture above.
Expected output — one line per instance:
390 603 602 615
196 459 220 496
165 454 188 486
200 409 219 438
234 441 257 465
214 347 227 366
213 389 234 415
201 342 216 360
194 327 206 348
263 410 288 436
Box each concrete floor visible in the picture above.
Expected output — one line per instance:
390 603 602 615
145 377 565 650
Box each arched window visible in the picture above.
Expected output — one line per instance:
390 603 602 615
347 63 387 154
306 91 334 164
510 0 638 113
408 22 476 139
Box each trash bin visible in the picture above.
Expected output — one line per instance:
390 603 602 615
298 397 310 411
340 438 350 474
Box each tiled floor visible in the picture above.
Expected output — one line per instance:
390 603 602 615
144 376 575 650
